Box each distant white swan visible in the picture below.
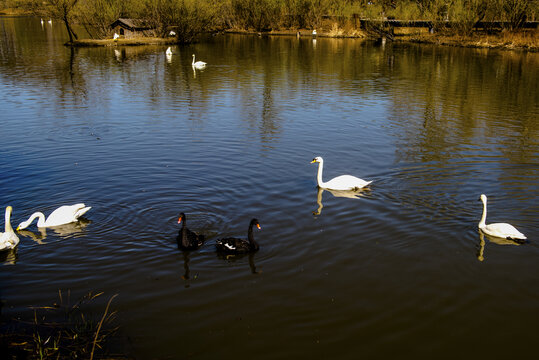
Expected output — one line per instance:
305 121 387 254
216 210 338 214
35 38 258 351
48 19 52 25
192 54 206 69
169 30 176 36
16 203 91 230
40 18 44 25
311 156 371 191
166 47 172 55
113 33 119 40
478 194 526 240
1 206 19 251
312 29 317 35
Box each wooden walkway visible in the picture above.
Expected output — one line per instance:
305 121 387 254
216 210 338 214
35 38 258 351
353 18 539 30
316 15 539 30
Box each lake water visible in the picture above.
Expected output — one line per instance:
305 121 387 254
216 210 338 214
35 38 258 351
0 16 538 359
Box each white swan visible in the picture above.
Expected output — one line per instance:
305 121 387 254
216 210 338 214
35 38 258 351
113 33 119 40
166 47 172 55
311 156 372 190
478 194 526 240
312 29 317 35
48 19 52 25
192 54 206 69
16 203 91 230
1 206 19 251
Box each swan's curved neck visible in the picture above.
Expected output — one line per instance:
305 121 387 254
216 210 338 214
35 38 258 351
26 212 47 228
192 55 195 65
316 160 326 187
248 223 259 250
479 198 487 228
179 217 191 247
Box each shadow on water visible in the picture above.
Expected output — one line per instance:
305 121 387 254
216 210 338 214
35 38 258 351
179 251 197 284
216 252 259 274
313 186 372 216
16 218 92 244
0 248 18 265
476 231 527 262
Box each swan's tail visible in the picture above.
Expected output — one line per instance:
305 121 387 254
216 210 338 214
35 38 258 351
75 206 91 219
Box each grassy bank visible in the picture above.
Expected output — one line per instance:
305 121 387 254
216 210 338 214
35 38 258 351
68 37 178 47
396 30 538 51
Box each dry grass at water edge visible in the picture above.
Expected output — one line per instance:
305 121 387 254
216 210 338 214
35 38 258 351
0 290 125 359
397 29 539 51
69 37 178 47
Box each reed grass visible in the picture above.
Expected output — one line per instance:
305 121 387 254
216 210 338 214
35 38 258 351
0 290 124 359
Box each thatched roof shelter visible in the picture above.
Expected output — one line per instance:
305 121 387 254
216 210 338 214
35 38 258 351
110 18 155 38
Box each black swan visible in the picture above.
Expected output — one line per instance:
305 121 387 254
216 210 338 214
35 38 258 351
216 218 261 254
176 213 205 251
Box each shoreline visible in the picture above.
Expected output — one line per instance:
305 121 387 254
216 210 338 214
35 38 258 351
70 30 537 52
1 11 536 52
67 37 178 47
225 28 538 52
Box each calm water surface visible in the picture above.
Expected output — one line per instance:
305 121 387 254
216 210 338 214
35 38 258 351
1 16 538 359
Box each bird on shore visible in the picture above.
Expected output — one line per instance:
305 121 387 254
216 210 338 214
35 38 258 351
311 156 371 191
166 47 172 56
176 213 205 251
16 204 91 230
1 206 19 251
478 194 526 240
216 218 261 254
192 54 206 69
312 29 317 36
113 33 119 40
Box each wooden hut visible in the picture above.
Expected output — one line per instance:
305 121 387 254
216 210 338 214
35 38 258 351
110 18 155 38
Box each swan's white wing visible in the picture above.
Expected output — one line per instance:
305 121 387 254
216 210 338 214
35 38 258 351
324 175 371 190
0 231 19 250
483 223 526 240
45 204 88 227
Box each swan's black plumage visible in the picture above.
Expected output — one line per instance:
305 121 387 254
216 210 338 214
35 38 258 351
216 218 261 254
176 213 205 251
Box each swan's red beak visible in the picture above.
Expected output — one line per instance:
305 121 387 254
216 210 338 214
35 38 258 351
177 217 182 224
257 224 261 230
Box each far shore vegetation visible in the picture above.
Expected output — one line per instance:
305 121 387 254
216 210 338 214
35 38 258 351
0 0 537 50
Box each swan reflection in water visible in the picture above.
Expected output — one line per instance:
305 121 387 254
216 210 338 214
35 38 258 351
17 218 91 244
313 187 371 215
216 252 259 274
476 231 524 262
0 247 18 265
179 251 199 283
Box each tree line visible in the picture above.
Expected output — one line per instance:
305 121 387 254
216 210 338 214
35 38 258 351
1 0 537 42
